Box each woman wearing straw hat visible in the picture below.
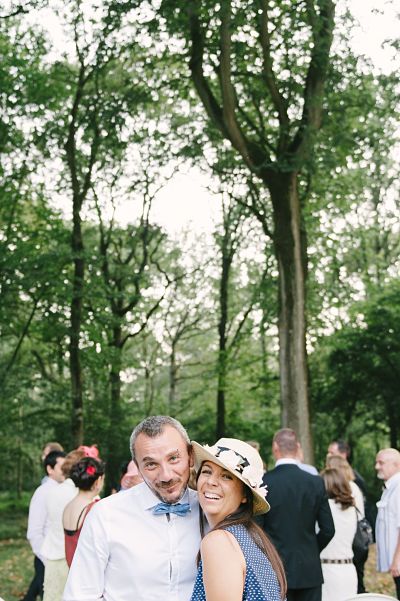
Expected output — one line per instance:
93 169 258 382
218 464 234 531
190 438 287 601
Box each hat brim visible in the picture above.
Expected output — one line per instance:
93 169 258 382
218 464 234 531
191 441 270 515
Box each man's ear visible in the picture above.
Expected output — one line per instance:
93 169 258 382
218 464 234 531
189 447 194 468
46 464 52 476
272 441 279 458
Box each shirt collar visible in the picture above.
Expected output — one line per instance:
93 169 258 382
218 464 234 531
275 458 299 467
385 471 400 489
62 478 77 488
46 477 60 487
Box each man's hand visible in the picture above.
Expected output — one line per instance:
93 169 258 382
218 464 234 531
390 550 400 578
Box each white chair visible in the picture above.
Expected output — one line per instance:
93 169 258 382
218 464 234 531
344 594 397 601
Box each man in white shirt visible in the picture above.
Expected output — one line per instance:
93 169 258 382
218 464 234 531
375 448 400 599
22 450 65 601
41 448 89 601
63 416 201 601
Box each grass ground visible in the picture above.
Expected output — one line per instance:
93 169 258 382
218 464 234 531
0 492 32 601
364 544 397 597
0 491 397 600
0 538 32 601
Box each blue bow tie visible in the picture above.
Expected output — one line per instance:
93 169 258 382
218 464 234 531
152 502 191 516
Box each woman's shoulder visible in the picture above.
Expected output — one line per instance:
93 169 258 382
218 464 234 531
201 528 246 574
201 528 242 555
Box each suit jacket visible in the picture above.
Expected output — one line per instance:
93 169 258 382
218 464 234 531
258 463 335 589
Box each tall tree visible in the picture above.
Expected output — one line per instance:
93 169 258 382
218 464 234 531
44 0 155 443
156 0 335 458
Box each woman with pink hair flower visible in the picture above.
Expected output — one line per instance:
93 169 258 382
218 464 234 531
63 457 105 567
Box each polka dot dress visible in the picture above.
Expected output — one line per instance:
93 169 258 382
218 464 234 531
190 524 283 600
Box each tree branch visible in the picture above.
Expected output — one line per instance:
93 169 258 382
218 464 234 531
0 297 39 386
289 0 335 159
258 0 289 135
187 0 228 138
219 0 255 167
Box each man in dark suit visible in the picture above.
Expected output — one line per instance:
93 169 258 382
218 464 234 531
258 429 335 601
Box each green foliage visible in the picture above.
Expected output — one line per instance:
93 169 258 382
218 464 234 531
311 279 400 461
0 492 30 539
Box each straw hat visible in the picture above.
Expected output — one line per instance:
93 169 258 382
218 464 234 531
191 438 270 515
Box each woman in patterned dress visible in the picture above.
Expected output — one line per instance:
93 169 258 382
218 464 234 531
190 438 287 601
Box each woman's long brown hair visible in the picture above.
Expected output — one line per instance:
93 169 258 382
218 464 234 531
198 475 287 600
321 467 355 509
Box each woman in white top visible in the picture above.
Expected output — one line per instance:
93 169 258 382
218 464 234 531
320 467 358 601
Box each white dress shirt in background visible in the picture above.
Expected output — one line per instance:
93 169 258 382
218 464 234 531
27 477 59 562
41 478 78 560
298 462 319 476
376 471 400 572
63 482 201 601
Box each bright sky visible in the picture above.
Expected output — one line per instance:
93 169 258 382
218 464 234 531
115 168 222 237
349 0 398 71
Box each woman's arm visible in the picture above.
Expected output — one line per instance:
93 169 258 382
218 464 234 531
201 529 245 601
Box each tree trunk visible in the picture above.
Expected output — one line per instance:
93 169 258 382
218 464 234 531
216 240 231 438
268 171 313 462
169 342 178 412
386 395 399 449
106 325 124 493
69 204 84 446
216 362 226 438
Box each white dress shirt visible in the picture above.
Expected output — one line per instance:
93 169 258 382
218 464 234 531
376 471 400 571
299 462 319 476
27 477 59 562
63 482 200 601
41 478 78 561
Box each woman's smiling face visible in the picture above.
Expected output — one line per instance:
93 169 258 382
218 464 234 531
197 460 247 527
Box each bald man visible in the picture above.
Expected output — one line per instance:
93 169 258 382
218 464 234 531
375 448 400 598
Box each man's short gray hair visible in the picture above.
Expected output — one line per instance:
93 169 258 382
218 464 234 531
130 415 191 461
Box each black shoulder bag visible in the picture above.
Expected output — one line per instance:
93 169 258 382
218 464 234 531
352 507 373 557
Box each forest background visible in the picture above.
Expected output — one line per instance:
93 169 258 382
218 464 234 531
0 0 399 508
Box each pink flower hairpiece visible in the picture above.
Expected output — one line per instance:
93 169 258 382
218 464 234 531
86 465 96 476
78 445 99 459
